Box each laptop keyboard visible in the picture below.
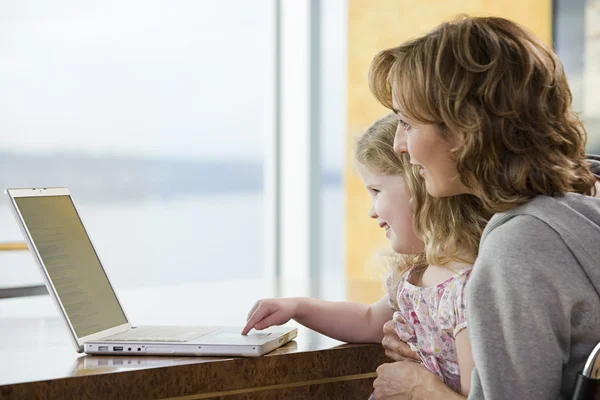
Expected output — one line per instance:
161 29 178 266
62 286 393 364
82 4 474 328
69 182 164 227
103 326 216 342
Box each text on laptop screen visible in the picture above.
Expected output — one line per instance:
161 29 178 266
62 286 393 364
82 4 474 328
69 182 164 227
14 195 127 337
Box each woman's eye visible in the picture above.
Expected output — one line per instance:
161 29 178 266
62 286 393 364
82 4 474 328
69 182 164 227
399 119 411 131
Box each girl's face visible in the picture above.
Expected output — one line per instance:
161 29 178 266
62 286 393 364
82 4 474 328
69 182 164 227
391 96 471 197
358 165 424 254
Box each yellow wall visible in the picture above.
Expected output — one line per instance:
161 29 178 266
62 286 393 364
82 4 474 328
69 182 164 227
345 0 552 303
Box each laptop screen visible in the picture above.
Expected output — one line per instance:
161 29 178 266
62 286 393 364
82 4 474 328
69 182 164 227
14 195 127 338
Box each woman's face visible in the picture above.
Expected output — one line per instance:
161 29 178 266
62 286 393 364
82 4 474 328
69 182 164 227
358 165 424 254
391 96 471 197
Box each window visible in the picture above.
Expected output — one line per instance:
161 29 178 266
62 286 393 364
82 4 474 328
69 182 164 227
0 1 273 292
554 0 600 152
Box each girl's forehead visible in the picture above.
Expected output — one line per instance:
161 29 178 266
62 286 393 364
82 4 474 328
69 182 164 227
360 165 405 184
357 164 382 180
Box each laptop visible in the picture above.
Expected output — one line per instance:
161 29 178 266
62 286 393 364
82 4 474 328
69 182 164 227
5 187 297 357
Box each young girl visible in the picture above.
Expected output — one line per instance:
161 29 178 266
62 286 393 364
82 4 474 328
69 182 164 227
368 15 600 399
242 113 491 395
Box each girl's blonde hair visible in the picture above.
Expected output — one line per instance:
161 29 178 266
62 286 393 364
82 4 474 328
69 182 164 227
369 15 596 213
355 113 491 287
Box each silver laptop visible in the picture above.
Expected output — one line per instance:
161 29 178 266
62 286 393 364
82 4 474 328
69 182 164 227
5 187 296 357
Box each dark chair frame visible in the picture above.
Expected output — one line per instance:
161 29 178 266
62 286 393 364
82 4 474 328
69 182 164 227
572 341 600 400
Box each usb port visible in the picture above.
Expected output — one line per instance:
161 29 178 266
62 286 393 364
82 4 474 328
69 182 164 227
98 346 109 351
113 346 124 351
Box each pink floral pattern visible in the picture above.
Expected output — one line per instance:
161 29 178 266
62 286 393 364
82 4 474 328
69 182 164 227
387 266 471 393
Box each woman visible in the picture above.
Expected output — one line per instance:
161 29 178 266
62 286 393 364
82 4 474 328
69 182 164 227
368 16 600 399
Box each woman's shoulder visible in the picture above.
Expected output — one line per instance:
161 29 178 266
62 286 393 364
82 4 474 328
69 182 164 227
476 193 600 293
482 194 600 247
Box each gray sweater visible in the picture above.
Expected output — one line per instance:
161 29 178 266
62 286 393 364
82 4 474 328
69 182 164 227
468 158 600 399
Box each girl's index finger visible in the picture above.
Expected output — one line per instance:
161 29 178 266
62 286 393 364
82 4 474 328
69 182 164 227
241 307 269 335
246 301 261 322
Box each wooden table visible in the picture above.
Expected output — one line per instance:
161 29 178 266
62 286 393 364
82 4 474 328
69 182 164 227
0 291 388 399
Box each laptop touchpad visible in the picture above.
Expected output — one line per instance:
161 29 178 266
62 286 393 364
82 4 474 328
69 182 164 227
214 332 271 341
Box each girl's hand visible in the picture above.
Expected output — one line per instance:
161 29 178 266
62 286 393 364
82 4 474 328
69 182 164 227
241 298 299 335
382 320 419 361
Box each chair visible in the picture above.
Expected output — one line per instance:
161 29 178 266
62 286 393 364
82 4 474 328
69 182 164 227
0 242 47 299
572 341 600 399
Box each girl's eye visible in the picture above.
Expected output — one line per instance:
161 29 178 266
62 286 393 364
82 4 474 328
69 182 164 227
371 188 380 195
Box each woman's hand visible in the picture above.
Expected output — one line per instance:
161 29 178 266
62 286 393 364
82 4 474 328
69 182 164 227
381 320 419 361
242 298 299 335
372 361 464 400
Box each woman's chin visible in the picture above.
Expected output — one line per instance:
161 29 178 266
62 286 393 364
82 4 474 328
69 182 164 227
424 180 445 197
425 179 470 198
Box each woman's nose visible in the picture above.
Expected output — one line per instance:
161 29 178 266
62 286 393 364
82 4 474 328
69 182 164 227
393 126 408 154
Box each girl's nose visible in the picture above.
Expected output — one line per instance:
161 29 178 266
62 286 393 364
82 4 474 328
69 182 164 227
368 205 377 219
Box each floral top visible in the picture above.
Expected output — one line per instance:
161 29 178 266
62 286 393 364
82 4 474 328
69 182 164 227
387 266 472 393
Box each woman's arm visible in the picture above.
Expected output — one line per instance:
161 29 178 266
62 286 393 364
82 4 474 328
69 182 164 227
467 216 574 398
243 295 394 343
373 361 466 400
371 323 473 398
381 319 420 361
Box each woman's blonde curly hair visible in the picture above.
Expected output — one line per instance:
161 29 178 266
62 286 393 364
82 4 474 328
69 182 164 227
355 113 491 290
369 15 596 213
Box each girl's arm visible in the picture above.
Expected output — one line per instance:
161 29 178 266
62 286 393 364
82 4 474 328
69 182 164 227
455 329 474 396
242 296 394 343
